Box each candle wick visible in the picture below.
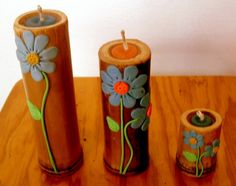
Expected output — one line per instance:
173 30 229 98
37 5 45 22
121 30 128 51
196 111 205 122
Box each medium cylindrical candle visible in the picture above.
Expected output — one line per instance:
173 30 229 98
176 108 222 177
14 8 83 175
99 32 151 175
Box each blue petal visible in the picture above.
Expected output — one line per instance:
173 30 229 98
204 146 213 157
101 71 113 86
34 35 48 53
16 50 26 62
123 94 136 108
184 138 189 145
190 130 196 137
38 62 56 73
20 62 30 73
205 145 213 152
40 47 58 61
131 74 147 88
140 93 150 107
23 31 34 51
191 144 197 150
31 66 43 81
123 66 138 82
109 93 120 106
131 116 145 129
213 139 220 147
102 83 114 94
198 140 204 148
196 134 203 141
183 131 189 138
129 87 145 99
131 108 146 118
107 65 122 81
141 117 150 131
15 35 28 54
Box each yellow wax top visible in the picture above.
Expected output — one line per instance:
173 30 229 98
110 43 138 59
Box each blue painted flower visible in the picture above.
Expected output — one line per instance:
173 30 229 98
183 130 204 149
131 93 151 131
101 65 147 108
205 139 220 157
15 31 58 81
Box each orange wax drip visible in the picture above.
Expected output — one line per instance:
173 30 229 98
110 43 138 59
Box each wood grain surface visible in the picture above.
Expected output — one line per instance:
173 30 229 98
99 40 151 174
14 10 83 173
0 77 236 186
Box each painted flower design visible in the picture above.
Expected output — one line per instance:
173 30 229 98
204 139 220 157
131 93 151 131
101 65 147 108
15 31 58 81
183 130 204 149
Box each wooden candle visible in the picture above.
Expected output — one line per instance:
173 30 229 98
176 108 222 177
14 7 83 175
99 31 151 175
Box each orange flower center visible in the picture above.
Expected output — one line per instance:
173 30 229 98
114 81 129 95
26 52 39 65
146 103 152 117
189 137 197 145
213 147 219 154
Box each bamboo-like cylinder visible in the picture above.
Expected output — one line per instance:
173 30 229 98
99 39 151 175
14 9 83 174
176 108 222 177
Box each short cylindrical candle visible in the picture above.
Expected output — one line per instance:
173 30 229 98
99 32 151 175
14 8 83 174
176 108 222 177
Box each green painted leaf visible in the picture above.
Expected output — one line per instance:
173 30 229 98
106 116 120 132
183 151 197 162
27 100 41 121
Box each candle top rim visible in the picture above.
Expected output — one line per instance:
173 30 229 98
99 39 151 66
181 108 222 132
14 9 67 30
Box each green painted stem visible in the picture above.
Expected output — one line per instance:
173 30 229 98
41 72 58 173
195 147 200 176
119 98 124 174
122 119 138 175
198 152 206 177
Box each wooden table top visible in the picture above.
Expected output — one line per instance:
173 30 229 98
0 77 236 186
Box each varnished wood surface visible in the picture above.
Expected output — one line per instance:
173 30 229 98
0 76 236 186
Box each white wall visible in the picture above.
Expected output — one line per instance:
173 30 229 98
1 0 236 110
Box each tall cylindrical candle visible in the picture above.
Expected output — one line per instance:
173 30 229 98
14 8 83 175
99 34 151 175
176 108 222 177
